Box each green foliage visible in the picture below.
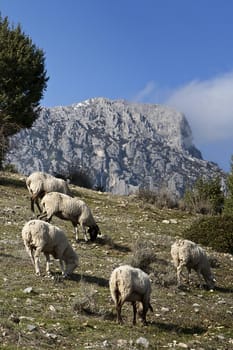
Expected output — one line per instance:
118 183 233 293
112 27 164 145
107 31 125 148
183 215 233 254
182 176 224 215
55 167 93 189
223 155 233 215
0 15 49 167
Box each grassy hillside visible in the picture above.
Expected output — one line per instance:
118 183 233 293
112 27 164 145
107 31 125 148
0 172 232 350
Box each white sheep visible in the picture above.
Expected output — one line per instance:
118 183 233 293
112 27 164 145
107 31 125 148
171 239 215 290
26 171 72 213
109 265 153 325
38 192 101 242
22 219 78 277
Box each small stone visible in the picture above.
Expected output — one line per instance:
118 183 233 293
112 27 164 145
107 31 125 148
177 342 188 348
102 340 110 347
117 339 127 347
161 307 170 312
23 287 33 294
136 337 149 348
27 324 37 332
192 303 200 307
217 334 225 340
49 305 56 312
46 333 58 340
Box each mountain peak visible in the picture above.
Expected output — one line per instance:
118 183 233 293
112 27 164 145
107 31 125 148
6 98 223 197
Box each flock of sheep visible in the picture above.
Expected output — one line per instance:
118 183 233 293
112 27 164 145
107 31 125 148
21 171 216 325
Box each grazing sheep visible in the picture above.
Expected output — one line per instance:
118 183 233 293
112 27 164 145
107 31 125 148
26 171 72 213
22 219 78 277
109 265 153 325
38 192 101 242
171 239 215 290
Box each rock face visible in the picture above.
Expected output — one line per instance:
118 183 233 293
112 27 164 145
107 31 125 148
6 97 224 197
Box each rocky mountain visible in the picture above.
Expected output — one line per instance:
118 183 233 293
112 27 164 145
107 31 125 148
5 97 224 197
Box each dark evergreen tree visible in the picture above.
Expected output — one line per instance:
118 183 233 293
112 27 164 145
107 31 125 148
223 155 233 215
0 15 49 168
183 176 224 215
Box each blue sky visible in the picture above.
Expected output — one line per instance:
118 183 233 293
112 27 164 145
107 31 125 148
1 0 233 172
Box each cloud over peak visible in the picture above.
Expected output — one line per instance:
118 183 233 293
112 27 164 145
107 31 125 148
135 71 233 145
165 72 233 144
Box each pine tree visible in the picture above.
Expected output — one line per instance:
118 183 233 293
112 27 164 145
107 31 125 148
183 176 224 215
223 155 233 215
0 15 49 168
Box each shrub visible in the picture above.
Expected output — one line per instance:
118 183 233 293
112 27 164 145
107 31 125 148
54 167 93 189
223 156 233 215
183 215 233 255
136 187 178 209
182 177 224 215
2 163 18 173
126 239 157 273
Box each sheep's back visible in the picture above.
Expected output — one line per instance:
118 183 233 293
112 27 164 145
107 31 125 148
45 178 70 194
110 265 151 302
171 239 209 269
22 220 68 255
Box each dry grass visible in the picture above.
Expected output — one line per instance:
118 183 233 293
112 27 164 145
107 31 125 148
0 172 233 349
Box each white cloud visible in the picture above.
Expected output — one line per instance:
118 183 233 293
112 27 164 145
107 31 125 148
164 72 233 144
133 81 156 102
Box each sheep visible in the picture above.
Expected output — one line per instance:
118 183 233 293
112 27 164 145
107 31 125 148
171 239 215 290
109 265 153 325
22 219 78 277
26 171 72 213
38 192 101 242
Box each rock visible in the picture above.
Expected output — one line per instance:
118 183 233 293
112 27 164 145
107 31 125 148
170 219 178 224
161 307 170 312
23 287 33 294
177 342 188 348
117 339 128 347
102 340 110 347
49 305 56 312
136 337 149 348
27 324 37 332
46 333 58 340
6 98 224 198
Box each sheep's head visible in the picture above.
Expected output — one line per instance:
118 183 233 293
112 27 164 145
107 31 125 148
88 225 101 241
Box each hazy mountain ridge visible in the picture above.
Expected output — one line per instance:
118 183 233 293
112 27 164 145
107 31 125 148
6 97 224 196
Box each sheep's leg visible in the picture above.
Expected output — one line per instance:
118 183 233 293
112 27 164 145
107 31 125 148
73 224 79 241
30 198 35 213
116 302 123 324
37 211 47 220
59 260 66 275
24 243 35 266
38 211 52 223
141 304 148 325
31 194 41 213
196 269 204 288
44 253 52 276
132 302 137 325
35 198 42 213
34 247 42 276
80 224 88 242
177 261 186 286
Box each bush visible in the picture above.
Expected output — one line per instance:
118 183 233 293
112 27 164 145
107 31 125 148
126 239 157 273
2 163 18 173
183 215 233 255
136 187 178 209
182 177 224 215
54 168 93 189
